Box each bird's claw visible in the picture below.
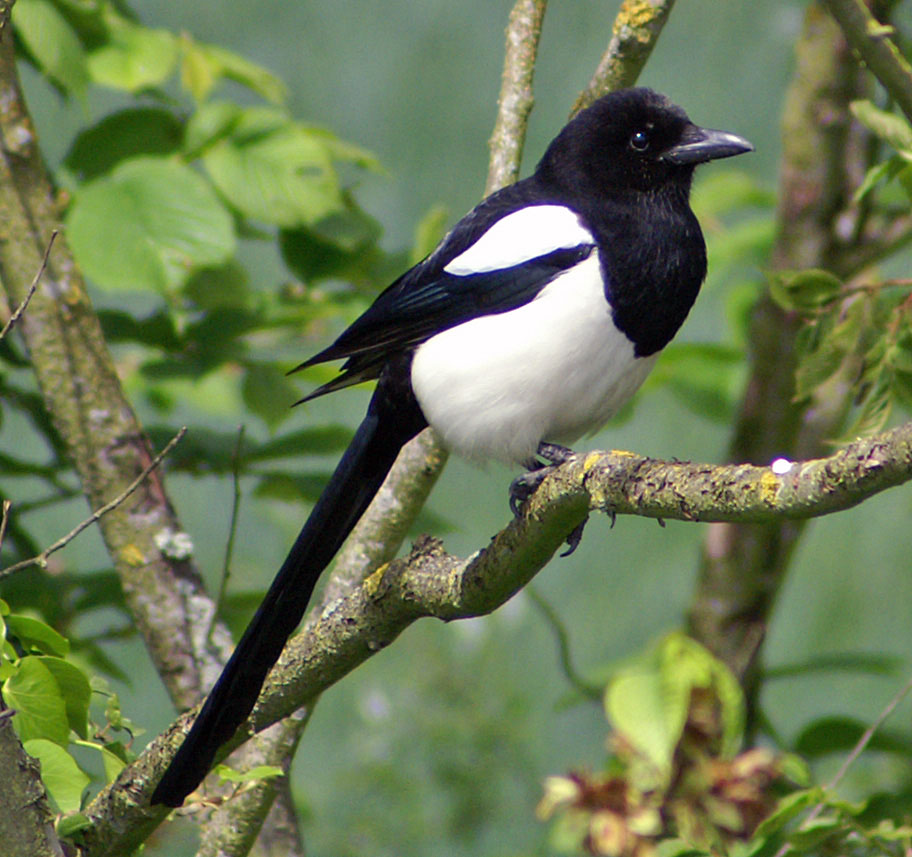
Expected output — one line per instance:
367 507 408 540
559 516 589 557
510 442 589 555
509 442 577 516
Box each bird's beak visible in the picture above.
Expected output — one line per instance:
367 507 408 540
662 126 754 165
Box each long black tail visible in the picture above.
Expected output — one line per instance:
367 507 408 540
151 375 426 806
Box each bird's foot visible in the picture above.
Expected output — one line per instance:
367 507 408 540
509 443 587 555
509 443 576 516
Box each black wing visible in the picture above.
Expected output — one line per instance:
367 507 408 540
294 243 594 401
293 180 595 401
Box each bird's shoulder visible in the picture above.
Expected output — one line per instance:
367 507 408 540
292 181 600 400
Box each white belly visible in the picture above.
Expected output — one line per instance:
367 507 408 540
410 254 657 463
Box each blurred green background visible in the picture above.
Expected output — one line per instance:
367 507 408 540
7 1 912 855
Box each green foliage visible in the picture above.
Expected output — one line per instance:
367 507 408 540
0 599 129 813
770 269 912 438
539 634 779 857
539 633 912 857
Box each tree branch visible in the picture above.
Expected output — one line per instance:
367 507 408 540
0 229 54 344
572 0 676 115
688 2 869 690
820 0 912 124
0 427 186 579
81 419 912 856
486 0 548 193
0 30 225 712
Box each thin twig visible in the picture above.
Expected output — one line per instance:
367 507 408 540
0 427 187 578
773 672 912 857
0 230 56 343
214 424 246 626
572 0 676 115
525 585 601 701
485 0 548 194
0 499 10 554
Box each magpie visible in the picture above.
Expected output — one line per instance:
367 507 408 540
151 87 752 807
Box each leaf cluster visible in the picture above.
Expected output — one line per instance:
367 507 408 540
0 598 132 827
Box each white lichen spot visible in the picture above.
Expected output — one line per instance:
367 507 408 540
770 457 794 475
154 527 194 560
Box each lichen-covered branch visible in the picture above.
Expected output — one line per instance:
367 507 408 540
81 419 912 856
0 23 223 711
0 708 60 857
572 0 676 115
486 0 548 193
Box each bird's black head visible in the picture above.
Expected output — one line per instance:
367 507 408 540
536 88 753 198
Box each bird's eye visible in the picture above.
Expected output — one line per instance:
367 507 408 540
629 130 650 151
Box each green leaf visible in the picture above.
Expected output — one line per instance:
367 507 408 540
764 651 902 680
787 815 842 851
67 157 235 292
183 262 250 310
851 99 912 153
64 107 184 182
56 813 92 839
605 633 745 778
242 363 300 428
4 656 70 745
252 425 356 460
12 0 89 98
853 155 906 203
73 738 128 782
183 100 241 157
655 839 708 857
23 739 90 813
253 471 332 504
768 269 843 312
650 342 744 423
844 375 893 439
754 788 823 839
179 35 287 104
37 657 91 740
5 615 69 657
200 105 345 226
87 14 178 92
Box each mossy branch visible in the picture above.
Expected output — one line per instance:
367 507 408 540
572 0 677 115
83 420 912 855
0 23 222 712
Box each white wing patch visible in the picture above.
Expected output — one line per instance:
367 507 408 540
444 205 594 276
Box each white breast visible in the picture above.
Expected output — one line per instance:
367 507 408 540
410 253 657 464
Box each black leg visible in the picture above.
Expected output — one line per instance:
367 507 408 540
509 442 590 555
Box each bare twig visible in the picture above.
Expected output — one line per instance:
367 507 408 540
214 424 246 624
572 0 676 115
773 672 912 857
0 499 10 554
820 0 912 124
0 230 56 343
0 427 187 578
525 585 601 701
486 0 548 194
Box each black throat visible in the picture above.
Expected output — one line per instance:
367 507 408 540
581 181 707 358
584 182 706 357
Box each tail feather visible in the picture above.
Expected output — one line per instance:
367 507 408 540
151 377 426 807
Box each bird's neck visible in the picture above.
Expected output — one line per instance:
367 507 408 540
585 186 707 358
